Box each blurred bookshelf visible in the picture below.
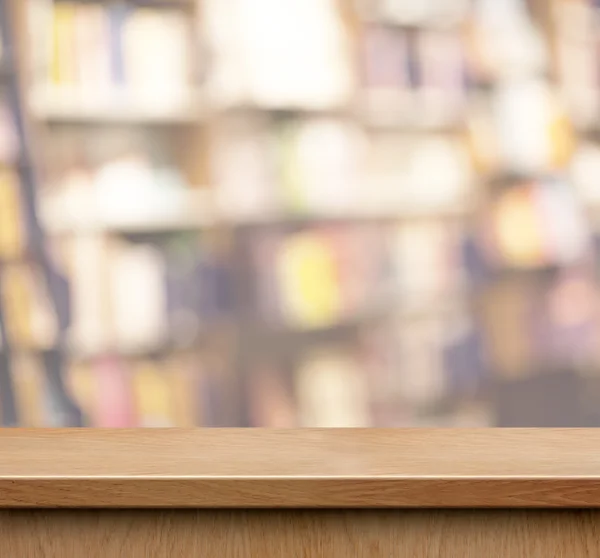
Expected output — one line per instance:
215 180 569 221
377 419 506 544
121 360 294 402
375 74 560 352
1 0 600 427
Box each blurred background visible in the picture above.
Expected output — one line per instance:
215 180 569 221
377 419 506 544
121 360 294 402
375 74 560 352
0 0 599 427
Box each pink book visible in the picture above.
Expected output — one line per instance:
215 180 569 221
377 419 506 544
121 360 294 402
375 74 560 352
95 356 135 427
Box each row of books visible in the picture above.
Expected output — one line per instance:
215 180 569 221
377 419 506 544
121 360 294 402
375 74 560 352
29 0 194 108
202 0 352 109
479 271 600 379
553 0 600 127
466 79 574 174
0 315 486 427
39 110 577 228
30 179 599 354
44 152 195 231
211 116 474 219
250 223 465 330
3 349 239 427
40 122 473 223
360 26 467 125
22 0 553 118
66 235 233 355
252 266 600 424
202 0 546 110
8 348 600 427
477 177 590 270
0 234 233 354
357 0 470 26
7 270 600 428
245 177 593 331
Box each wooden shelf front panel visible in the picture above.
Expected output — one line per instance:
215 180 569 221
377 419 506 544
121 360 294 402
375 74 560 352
1 509 599 557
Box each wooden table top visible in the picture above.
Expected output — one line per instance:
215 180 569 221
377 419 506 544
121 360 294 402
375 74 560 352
1 429 599 507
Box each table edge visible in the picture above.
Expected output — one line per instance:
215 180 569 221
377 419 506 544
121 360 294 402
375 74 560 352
1 428 599 508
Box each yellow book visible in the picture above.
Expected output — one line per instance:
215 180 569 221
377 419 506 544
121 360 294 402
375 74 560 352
549 106 575 170
132 361 173 427
1 264 33 347
12 354 44 426
0 170 23 260
494 187 546 268
51 3 77 85
277 232 342 329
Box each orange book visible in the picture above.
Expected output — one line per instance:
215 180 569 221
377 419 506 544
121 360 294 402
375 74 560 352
0 170 23 260
12 354 45 426
132 361 173 427
493 186 546 268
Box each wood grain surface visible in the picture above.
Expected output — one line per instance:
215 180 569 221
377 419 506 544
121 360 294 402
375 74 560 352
1 509 599 557
2 429 600 507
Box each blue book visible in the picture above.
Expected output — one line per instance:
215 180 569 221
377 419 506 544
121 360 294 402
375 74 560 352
108 4 129 87
443 326 487 398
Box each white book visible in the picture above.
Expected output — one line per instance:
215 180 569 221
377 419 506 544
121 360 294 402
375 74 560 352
123 9 191 109
73 4 112 100
493 80 554 172
202 0 249 106
291 118 366 214
27 0 54 88
296 352 370 427
392 222 447 310
69 233 111 353
408 137 473 208
237 0 353 108
570 143 600 204
211 115 278 219
536 179 589 266
109 242 167 351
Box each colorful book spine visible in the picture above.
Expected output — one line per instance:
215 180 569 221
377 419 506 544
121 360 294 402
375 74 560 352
0 264 33 347
108 4 128 87
70 234 111 354
95 357 134 427
132 361 173 427
109 242 167 351
166 354 196 427
295 350 370 427
276 230 342 329
51 2 77 86
248 364 297 427
67 362 96 426
0 103 18 164
0 170 22 261
12 354 45 427
74 4 112 93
